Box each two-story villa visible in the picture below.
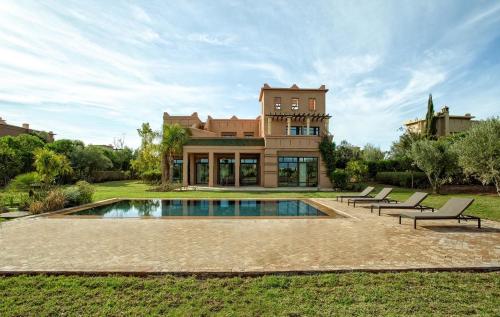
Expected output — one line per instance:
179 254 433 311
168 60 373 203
164 84 332 189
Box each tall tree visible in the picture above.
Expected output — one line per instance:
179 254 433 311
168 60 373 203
160 124 190 184
425 94 437 138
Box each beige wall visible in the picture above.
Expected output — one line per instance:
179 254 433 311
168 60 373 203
205 118 261 137
163 112 202 128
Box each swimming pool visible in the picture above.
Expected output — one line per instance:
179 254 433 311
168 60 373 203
65 199 334 218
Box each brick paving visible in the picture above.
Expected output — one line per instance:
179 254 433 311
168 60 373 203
0 199 498 273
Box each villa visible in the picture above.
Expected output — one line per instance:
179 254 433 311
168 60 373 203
164 84 333 188
404 106 478 137
0 117 55 142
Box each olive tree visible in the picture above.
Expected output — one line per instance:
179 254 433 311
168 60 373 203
410 139 459 194
453 118 500 196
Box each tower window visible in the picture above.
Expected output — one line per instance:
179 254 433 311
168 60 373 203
274 97 281 110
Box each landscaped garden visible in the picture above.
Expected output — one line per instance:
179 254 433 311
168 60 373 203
1 112 499 316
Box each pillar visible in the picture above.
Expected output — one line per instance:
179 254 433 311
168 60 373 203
267 117 272 135
306 117 310 135
189 154 195 185
235 152 240 187
286 117 291 135
182 151 188 186
324 119 329 134
208 152 215 187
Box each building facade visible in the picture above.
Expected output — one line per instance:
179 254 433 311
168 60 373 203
404 106 478 137
164 84 333 188
0 117 55 142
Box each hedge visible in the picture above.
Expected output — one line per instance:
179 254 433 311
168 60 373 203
375 171 428 188
91 171 130 183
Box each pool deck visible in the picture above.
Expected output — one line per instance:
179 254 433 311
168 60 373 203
0 199 499 274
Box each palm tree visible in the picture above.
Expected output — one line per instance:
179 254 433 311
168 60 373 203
160 123 190 184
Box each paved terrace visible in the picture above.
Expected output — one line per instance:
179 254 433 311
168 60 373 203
0 199 499 273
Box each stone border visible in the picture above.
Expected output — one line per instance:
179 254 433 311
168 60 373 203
0 266 498 277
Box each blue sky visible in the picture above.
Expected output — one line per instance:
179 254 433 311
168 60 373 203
1 0 499 150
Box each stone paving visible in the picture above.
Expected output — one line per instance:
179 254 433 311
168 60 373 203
0 199 498 273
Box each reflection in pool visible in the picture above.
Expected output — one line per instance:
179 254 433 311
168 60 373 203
70 199 331 218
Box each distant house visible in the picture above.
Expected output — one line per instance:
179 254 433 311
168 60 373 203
404 106 478 137
0 117 55 142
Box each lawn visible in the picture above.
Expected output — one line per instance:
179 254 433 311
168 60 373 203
92 180 500 221
0 273 498 316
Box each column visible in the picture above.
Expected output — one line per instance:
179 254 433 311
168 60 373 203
306 117 310 135
182 151 188 186
189 154 195 185
234 152 240 187
324 119 329 134
208 152 215 187
267 117 272 135
286 117 291 135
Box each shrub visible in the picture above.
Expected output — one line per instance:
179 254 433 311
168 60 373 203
28 201 45 214
75 181 94 204
141 170 162 184
331 169 348 190
7 172 41 192
346 160 368 182
0 191 32 210
62 186 81 207
28 189 65 214
149 182 183 192
375 171 428 188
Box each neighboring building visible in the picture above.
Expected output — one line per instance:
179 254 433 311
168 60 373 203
404 106 478 137
0 117 55 142
164 84 333 188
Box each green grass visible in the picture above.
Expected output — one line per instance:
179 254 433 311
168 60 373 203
0 273 498 316
92 180 500 221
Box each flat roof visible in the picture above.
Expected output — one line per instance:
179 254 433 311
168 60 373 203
259 84 328 101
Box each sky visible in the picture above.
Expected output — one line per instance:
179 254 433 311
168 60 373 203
0 0 499 150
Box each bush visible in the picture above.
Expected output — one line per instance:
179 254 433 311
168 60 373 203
62 186 81 207
0 191 33 210
141 170 161 184
375 171 428 188
7 172 41 192
346 160 368 182
149 182 183 192
75 181 94 204
331 169 348 190
29 189 65 214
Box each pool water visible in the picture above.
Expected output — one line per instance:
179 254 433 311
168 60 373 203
69 199 330 218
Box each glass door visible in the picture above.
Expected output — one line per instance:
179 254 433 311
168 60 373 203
196 158 209 184
218 158 235 186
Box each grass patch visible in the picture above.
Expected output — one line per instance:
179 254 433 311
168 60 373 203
0 273 498 316
91 181 500 221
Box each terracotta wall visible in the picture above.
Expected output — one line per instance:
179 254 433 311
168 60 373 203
205 118 261 137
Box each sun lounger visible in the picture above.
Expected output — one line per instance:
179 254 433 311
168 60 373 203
347 188 393 207
370 192 433 216
398 198 479 229
336 186 375 202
